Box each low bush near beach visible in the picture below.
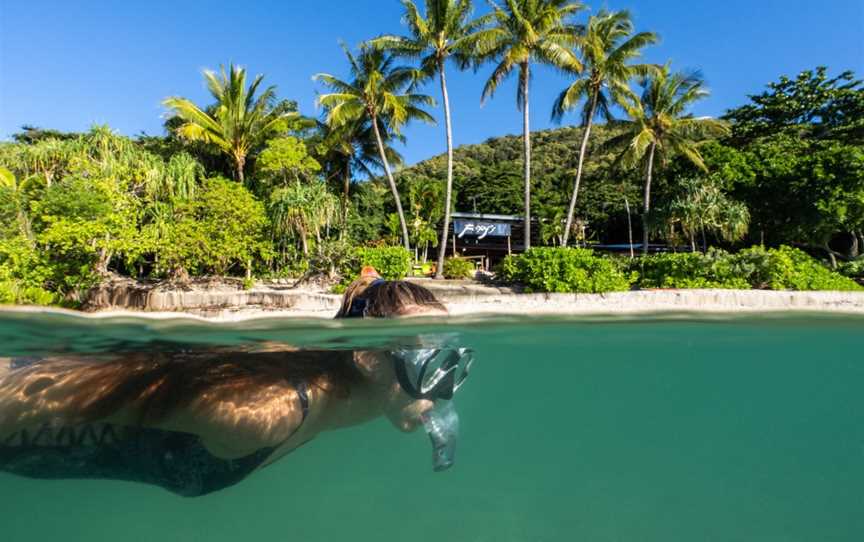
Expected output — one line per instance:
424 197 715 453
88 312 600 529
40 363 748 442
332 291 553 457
839 258 864 281
634 246 862 291
331 246 414 293
736 246 863 291
353 247 412 280
443 257 476 280
500 248 634 294
634 250 751 289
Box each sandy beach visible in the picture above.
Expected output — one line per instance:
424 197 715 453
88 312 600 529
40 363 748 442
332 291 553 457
10 280 860 322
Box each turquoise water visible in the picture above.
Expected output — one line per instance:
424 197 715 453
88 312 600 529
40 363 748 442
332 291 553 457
1 311 862 541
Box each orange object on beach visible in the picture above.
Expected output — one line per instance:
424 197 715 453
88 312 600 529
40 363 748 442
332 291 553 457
361 266 381 279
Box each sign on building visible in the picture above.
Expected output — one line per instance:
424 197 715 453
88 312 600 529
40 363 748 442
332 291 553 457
454 219 512 240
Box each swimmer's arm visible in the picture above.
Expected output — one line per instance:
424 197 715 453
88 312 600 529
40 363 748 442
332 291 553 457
0 366 306 459
153 382 307 459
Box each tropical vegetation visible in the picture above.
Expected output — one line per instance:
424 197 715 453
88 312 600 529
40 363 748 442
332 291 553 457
1 1 862 306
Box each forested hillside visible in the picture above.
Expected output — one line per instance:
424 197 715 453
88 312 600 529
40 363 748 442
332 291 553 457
394 123 642 245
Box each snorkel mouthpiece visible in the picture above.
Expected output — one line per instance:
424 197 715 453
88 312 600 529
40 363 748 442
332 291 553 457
421 401 459 472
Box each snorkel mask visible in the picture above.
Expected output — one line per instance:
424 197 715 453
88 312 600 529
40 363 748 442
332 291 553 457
391 346 473 472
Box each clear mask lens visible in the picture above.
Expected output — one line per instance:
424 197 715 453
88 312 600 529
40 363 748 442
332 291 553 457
393 347 473 400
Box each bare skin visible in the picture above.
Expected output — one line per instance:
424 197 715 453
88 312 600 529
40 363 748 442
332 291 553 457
0 306 447 472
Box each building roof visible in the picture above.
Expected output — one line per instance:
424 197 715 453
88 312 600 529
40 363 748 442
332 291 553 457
451 212 523 222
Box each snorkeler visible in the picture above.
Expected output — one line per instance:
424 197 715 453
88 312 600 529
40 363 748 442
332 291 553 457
0 268 471 497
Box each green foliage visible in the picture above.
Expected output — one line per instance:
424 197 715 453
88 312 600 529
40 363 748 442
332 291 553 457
257 137 321 184
636 246 863 291
34 175 141 280
736 246 863 291
163 64 300 182
651 177 750 250
443 257 476 280
353 246 413 280
330 245 413 293
193 177 269 275
840 258 864 280
724 67 864 143
0 237 62 305
635 250 752 289
501 247 634 293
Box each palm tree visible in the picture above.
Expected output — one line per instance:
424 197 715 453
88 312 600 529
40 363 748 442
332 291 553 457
612 66 729 254
163 64 297 183
552 10 658 246
315 44 436 251
313 118 404 227
479 0 583 250
372 0 491 277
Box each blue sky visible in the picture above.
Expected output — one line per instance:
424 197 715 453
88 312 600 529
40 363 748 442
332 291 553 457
1 0 862 165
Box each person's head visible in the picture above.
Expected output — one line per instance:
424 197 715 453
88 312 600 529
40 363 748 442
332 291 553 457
336 268 469 471
335 267 448 319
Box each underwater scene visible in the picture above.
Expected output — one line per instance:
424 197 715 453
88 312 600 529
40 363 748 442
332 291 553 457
0 311 862 542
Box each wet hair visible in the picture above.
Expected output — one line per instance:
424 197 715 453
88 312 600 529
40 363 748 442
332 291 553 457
335 277 447 319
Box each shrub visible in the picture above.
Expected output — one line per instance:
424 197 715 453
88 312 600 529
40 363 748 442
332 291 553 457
635 246 862 291
839 258 864 280
635 249 752 289
499 248 634 293
496 254 521 282
443 257 476 280
331 246 413 293
353 246 412 280
737 246 863 291
193 177 269 276
0 237 62 305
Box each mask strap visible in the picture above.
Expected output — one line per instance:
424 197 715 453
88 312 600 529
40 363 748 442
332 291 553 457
345 279 386 318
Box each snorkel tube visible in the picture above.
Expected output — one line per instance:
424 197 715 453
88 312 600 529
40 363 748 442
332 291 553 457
421 400 459 472
391 346 472 472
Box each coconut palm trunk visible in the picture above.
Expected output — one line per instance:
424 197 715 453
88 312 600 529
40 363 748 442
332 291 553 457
624 194 634 259
521 62 532 251
562 91 598 247
234 154 246 184
371 114 411 251
642 142 657 255
341 159 351 235
435 60 456 279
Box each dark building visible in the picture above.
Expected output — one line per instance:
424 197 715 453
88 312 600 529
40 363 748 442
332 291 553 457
438 212 540 270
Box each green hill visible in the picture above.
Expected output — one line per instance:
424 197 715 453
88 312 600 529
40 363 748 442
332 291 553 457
394 123 642 244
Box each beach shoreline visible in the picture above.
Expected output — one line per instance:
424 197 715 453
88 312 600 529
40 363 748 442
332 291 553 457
5 286 864 322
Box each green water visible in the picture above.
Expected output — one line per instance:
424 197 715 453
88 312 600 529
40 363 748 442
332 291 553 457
1 312 862 541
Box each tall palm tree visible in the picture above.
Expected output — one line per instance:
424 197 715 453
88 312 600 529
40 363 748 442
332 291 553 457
612 66 729 254
479 0 583 250
314 118 403 207
315 44 436 251
163 64 296 183
552 10 658 246
372 0 491 277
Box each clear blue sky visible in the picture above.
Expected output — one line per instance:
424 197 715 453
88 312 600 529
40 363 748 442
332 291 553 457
1 0 862 165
